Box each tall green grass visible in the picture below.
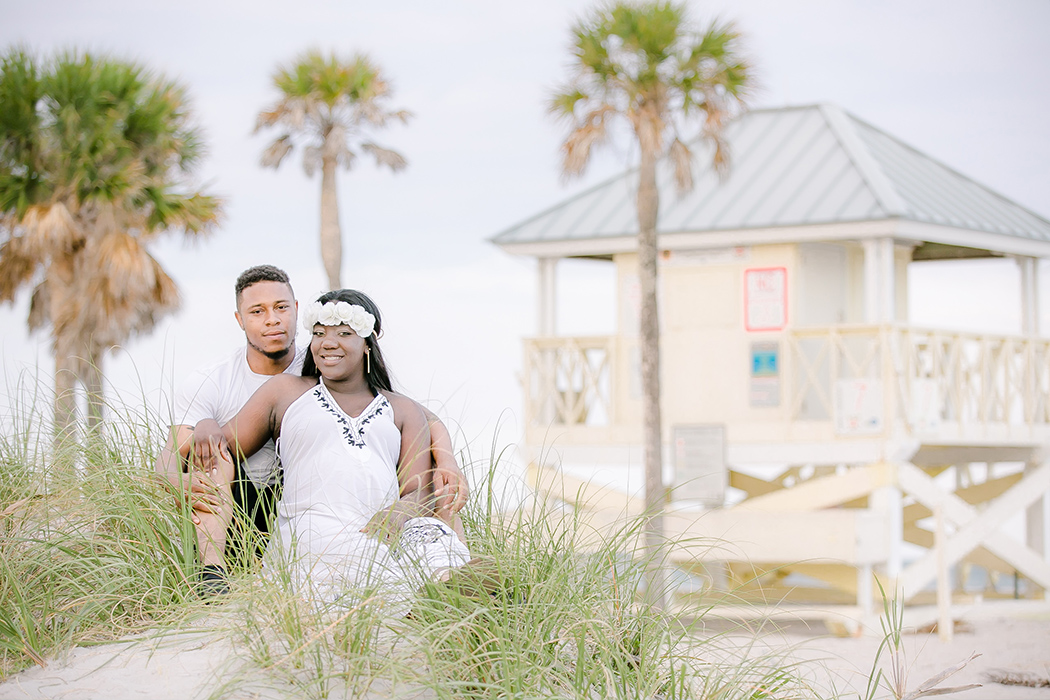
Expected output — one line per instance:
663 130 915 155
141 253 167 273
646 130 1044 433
0 385 199 676
211 452 824 700
4 385 970 700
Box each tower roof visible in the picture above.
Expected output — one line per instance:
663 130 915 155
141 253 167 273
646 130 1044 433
492 104 1050 259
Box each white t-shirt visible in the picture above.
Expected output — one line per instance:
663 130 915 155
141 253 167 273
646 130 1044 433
171 345 307 485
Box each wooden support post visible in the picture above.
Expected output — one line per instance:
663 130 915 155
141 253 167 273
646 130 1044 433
863 238 880 322
538 257 557 336
872 483 904 585
935 504 954 642
879 237 895 323
1018 256 1040 337
1025 460 1050 600
858 563 874 623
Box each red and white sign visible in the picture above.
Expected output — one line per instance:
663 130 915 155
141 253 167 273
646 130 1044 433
744 267 787 331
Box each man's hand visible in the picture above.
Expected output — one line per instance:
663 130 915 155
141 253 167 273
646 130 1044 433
187 470 225 525
361 499 428 546
434 462 469 514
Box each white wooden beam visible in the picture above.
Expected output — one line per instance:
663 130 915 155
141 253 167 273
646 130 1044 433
735 463 894 512
898 461 1050 599
528 463 643 513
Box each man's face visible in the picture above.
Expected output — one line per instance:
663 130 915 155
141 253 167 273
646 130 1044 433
235 281 297 360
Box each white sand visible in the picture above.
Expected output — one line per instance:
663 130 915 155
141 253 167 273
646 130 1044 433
730 609 1050 699
2 605 1048 699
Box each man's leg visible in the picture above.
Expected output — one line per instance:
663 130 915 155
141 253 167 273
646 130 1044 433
225 466 280 569
194 453 235 595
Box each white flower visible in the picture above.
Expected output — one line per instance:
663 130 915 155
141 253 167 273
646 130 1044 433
301 300 376 338
348 305 375 337
301 301 321 331
317 302 340 326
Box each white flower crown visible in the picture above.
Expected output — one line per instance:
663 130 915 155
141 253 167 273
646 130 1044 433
301 301 376 338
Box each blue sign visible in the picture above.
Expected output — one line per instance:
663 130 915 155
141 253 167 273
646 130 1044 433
751 343 779 377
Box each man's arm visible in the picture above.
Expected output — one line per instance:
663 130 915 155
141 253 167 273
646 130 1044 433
361 394 433 545
418 404 469 513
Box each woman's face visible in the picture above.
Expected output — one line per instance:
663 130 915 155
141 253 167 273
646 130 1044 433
310 324 367 380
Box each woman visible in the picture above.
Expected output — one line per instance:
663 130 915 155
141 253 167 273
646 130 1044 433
197 289 470 608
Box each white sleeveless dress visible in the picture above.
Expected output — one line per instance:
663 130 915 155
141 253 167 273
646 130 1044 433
270 380 470 608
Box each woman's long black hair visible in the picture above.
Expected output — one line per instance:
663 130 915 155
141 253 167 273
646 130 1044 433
301 289 393 395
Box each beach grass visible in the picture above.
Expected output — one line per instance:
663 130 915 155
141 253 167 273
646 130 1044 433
0 394 198 676
0 387 976 699
204 453 827 699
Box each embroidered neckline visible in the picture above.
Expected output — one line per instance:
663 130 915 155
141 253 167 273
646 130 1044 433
313 382 388 450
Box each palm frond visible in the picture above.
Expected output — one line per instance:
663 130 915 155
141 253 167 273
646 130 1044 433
361 143 407 172
27 279 49 330
561 105 616 177
667 136 693 192
549 86 589 121
261 134 293 169
302 145 321 177
143 190 222 235
20 202 82 257
0 236 37 303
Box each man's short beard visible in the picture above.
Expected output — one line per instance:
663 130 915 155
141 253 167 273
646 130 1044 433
249 339 292 361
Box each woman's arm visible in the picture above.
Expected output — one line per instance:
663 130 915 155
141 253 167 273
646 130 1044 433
394 396 433 504
192 374 304 467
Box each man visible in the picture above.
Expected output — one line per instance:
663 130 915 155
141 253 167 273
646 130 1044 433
155 265 468 595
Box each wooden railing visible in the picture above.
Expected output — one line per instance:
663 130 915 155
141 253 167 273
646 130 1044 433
524 326 1050 435
522 336 614 427
786 325 1050 432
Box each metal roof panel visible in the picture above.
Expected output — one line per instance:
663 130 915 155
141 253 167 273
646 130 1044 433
491 104 1050 251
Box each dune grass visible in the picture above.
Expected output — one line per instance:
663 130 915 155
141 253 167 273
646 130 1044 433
0 395 199 676
1 391 972 700
204 454 826 700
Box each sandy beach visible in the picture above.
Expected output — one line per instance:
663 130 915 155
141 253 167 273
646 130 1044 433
2 602 1047 700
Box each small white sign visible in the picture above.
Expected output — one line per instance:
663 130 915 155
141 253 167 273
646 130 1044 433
745 267 787 331
672 424 726 506
834 379 883 435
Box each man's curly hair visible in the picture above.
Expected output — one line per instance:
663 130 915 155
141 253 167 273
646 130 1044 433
235 265 293 303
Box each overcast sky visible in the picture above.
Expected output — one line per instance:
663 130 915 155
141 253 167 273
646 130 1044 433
2 0 1049 463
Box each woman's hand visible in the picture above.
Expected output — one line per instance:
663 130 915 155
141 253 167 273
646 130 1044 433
361 499 428 546
192 419 230 472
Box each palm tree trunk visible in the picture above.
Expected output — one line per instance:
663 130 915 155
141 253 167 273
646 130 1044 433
319 155 343 290
636 120 666 609
53 346 78 451
83 347 105 433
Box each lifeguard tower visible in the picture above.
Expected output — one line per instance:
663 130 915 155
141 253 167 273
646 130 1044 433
492 104 1050 628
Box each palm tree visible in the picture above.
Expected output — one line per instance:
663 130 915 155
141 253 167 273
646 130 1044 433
0 49 222 436
256 50 410 290
550 1 752 605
